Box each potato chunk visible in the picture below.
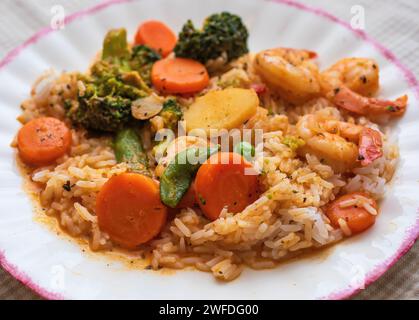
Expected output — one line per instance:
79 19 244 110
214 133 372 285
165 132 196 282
184 88 258 134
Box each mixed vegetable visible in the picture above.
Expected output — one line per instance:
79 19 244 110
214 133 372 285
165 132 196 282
16 11 408 250
174 12 249 66
160 145 219 208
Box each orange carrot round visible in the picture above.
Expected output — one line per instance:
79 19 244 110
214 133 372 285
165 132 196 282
134 20 177 57
176 182 197 209
151 57 209 94
17 117 72 166
326 192 377 234
194 152 259 221
96 173 167 249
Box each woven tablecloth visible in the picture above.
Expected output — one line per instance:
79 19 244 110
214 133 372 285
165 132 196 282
0 0 418 300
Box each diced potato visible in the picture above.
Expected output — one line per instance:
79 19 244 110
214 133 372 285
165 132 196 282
184 88 258 134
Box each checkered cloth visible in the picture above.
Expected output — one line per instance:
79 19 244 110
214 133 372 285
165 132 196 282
0 0 417 300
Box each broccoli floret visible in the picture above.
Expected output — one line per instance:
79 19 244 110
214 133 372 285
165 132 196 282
66 60 149 132
130 45 161 85
65 29 157 132
67 95 133 132
174 12 249 65
159 99 183 131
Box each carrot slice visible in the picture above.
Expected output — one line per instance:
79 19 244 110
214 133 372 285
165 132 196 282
151 57 209 94
17 117 72 166
176 182 197 209
134 20 177 57
96 173 167 249
325 192 377 235
194 152 259 221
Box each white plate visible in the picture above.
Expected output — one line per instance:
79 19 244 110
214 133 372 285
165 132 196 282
0 0 418 300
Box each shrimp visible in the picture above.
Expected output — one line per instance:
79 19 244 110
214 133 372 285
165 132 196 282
321 58 379 97
321 58 407 117
254 48 321 104
333 86 407 117
358 127 383 166
296 109 383 172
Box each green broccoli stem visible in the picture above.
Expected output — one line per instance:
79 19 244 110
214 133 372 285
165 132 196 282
102 28 130 60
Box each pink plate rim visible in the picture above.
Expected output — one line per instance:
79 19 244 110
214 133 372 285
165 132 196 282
0 0 418 300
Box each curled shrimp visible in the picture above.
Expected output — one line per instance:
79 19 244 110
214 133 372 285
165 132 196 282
321 58 379 97
296 108 383 172
254 48 321 103
321 58 407 117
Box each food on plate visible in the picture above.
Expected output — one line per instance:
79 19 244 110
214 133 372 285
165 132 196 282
96 173 168 248
194 152 259 221
134 20 177 57
151 57 209 94
255 48 320 103
17 117 72 166
160 145 219 208
184 88 258 133
325 192 377 235
174 12 249 66
320 57 407 117
13 11 408 281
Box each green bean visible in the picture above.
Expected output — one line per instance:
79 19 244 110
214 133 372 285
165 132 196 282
160 146 219 208
114 127 148 174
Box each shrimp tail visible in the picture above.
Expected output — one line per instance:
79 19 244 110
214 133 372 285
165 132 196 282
369 94 408 116
358 127 383 166
333 86 408 117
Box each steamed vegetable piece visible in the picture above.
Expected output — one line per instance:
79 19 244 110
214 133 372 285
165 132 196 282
114 127 148 173
194 152 259 220
159 99 183 130
160 145 219 208
102 28 130 60
325 192 377 235
131 93 165 120
66 61 149 132
17 117 72 166
151 57 209 94
233 141 255 161
176 182 197 208
134 20 177 57
174 12 249 66
96 173 167 248
130 45 161 85
65 28 163 132
184 88 258 134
